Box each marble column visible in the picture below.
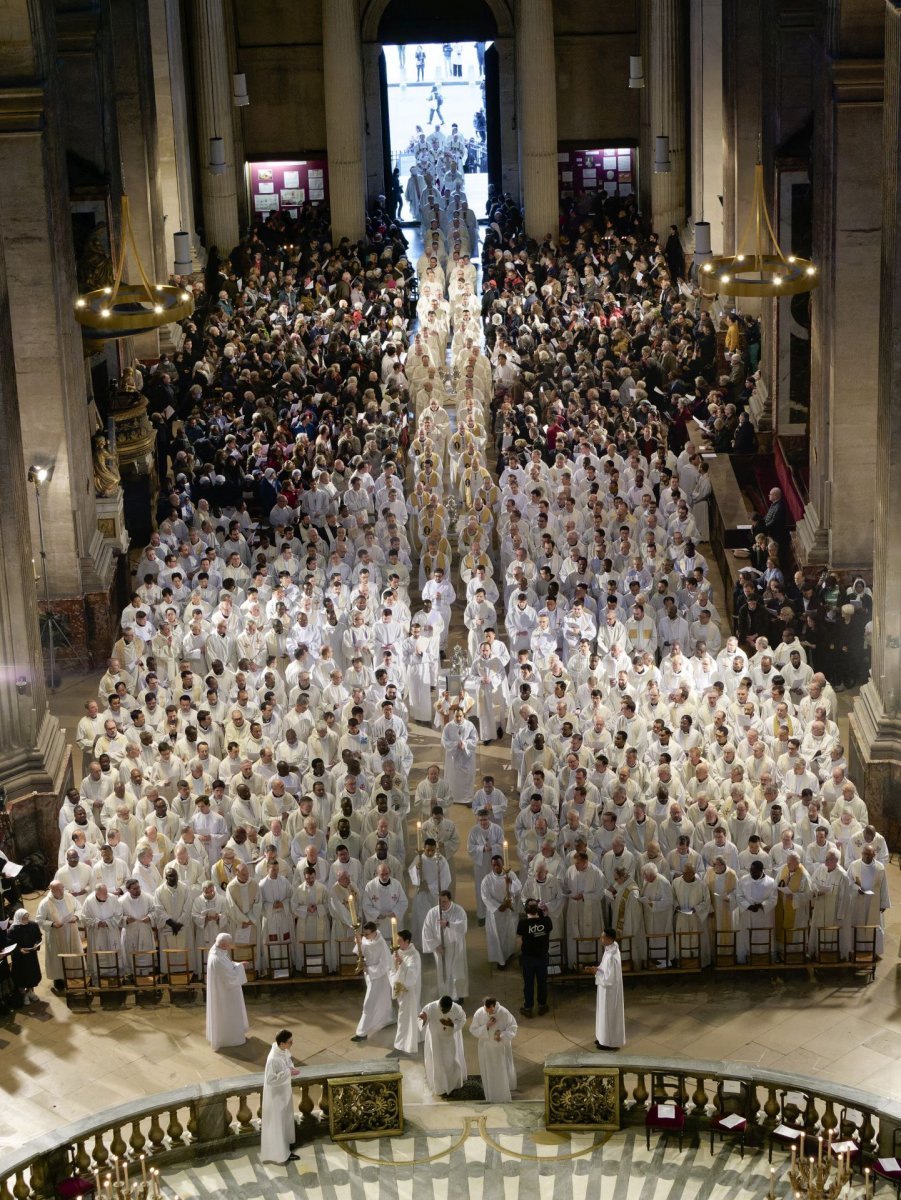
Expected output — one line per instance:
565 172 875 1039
149 0 200 272
648 0 687 234
0 6 112 608
191 0 240 254
322 0 366 243
0 209 67 804
849 0 901 829
516 0 559 240
110 0 166 357
799 59 883 568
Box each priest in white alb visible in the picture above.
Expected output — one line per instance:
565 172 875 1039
205 932 250 1051
351 922 394 1041
469 998 518 1101
422 891 469 1001
419 995 468 1096
81 884 124 982
35 882 82 988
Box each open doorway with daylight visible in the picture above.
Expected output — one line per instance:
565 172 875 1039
383 41 494 223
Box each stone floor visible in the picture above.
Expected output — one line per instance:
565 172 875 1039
161 1114 796 1200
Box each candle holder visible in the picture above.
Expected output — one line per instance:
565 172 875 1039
92 1159 163 1200
787 1150 854 1200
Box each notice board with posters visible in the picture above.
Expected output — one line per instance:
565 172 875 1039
248 160 330 218
557 148 635 198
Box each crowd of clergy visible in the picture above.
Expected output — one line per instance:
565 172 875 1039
20 174 891 1033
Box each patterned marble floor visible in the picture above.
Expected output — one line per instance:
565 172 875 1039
163 1110 777 1200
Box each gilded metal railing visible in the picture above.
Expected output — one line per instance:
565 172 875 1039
0 1061 400 1200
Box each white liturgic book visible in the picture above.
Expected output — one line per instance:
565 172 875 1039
877 1158 901 1174
718 1113 745 1129
774 1124 802 1139
657 1103 677 1119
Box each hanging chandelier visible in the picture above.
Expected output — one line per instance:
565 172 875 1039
74 195 194 343
699 163 818 297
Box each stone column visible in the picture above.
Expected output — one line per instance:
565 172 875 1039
191 0 240 254
799 58 883 568
322 0 366 242
110 0 166 357
849 0 901 829
516 0 558 241
0 6 113 612
149 0 200 272
689 0 724 252
647 0 687 234
0 214 68 809
722 0 762 271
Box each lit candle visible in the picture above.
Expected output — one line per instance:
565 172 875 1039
769 1167 775 1200
114 1160 121 1186
416 821 423 851
153 1170 161 1200
140 1158 147 1185
791 1146 797 1170
800 1133 806 1157
865 1168 871 1200
94 1172 101 1195
105 1177 112 1200
123 1163 129 1189
503 839 508 869
818 1136 823 1167
347 893 357 927
391 916 398 949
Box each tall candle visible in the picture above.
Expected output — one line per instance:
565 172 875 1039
503 839 508 869
818 1136 823 1167
391 916 398 949
769 1168 775 1200
140 1158 147 1185
865 1168 871 1199
791 1146 797 1170
94 1172 101 1196
800 1133 806 1157
123 1163 129 1189
347 894 358 927
114 1161 121 1186
416 821 423 851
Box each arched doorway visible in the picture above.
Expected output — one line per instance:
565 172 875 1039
360 0 514 216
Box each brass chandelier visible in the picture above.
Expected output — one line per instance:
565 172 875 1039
74 195 194 343
699 163 819 297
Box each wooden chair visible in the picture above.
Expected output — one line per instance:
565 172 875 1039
59 953 90 993
816 926 842 964
574 937 601 972
547 938 564 976
646 934 670 969
710 1080 751 1157
94 949 123 989
161 948 192 987
231 942 257 982
676 931 701 970
749 927 773 965
266 941 293 978
767 1092 806 1162
714 929 738 968
297 940 327 977
869 1126 901 1198
781 926 808 966
851 927 879 981
337 935 360 976
645 1073 687 1151
618 935 635 974
131 950 158 987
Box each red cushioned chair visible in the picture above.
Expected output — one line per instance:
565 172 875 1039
645 1073 688 1152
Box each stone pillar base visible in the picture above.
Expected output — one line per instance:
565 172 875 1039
848 681 901 828
794 501 830 566
38 555 127 670
5 738 72 878
96 490 130 555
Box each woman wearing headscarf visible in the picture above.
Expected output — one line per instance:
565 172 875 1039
5 908 42 1004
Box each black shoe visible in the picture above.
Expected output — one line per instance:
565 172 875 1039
537 1004 549 1016
519 1007 534 1018
478 918 486 926
286 1154 300 1162
495 962 506 971
350 1034 367 1042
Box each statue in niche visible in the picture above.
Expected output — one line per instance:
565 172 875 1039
77 222 115 293
92 432 121 497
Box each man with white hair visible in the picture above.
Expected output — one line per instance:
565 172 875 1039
205 932 249 1050
35 881 82 990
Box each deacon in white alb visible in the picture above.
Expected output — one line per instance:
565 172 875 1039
351 922 394 1041
591 929 626 1050
419 995 468 1097
260 1029 300 1164
389 928 422 1054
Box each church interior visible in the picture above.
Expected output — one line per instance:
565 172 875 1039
0 1 900 1197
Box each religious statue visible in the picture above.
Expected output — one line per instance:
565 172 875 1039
76 222 115 293
92 432 121 497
